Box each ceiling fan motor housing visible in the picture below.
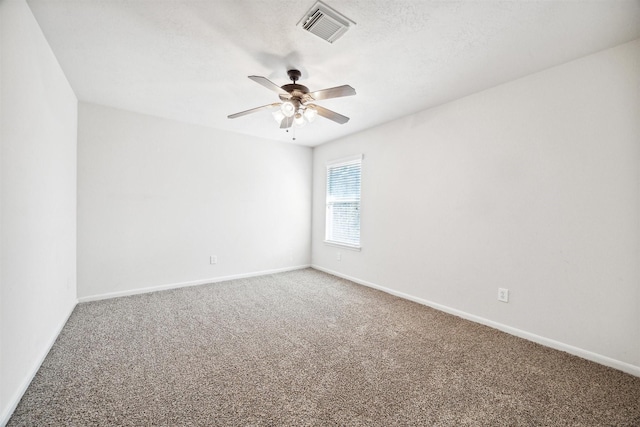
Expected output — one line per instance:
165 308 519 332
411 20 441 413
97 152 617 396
279 84 310 101
280 70 309 101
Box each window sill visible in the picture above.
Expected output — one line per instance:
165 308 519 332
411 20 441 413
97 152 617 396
324 240 361 251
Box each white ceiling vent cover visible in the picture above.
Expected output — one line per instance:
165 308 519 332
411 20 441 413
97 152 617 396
298 1 356 44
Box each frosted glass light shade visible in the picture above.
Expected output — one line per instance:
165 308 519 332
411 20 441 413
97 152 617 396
304 105 317 122
281 101 295 117
272 110 285 123
294 112 306 127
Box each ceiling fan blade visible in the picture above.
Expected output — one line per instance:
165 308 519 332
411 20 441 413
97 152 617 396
280 115 293 129
227 103 280 119
312 104 350 124
308 85 356 101
248 76 290 96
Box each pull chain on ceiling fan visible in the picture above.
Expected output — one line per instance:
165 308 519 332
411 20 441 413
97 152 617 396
228 69 356 129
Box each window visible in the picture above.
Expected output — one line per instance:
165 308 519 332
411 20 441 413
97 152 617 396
325 155 362 249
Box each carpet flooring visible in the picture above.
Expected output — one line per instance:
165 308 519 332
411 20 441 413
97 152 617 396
8 268 640 426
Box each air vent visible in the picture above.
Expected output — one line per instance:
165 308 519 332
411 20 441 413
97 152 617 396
298 1 355 44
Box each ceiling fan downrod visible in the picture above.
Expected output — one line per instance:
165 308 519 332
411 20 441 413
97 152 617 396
287 69 302 83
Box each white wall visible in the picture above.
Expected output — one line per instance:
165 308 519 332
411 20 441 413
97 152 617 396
0 0 78 422
77 103 312 300
312 39 640 374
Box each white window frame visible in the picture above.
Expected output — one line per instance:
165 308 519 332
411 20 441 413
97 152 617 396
324 154 362 250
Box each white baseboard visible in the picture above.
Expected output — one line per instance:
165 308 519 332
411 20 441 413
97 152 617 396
0 300 78 427
311 265 640 378
78 264 312 303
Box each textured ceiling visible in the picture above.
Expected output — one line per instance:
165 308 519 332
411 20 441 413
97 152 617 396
26 0 640 147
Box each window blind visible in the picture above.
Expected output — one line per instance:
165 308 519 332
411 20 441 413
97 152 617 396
326 155 362 248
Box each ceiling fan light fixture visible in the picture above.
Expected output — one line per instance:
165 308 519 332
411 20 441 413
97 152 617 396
281 101 296 117
304 105 318 122
294 111 306 127
272 109 285 123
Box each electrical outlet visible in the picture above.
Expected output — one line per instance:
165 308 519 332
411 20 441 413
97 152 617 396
337 252 342 261
210 255 217 265
498 288 509 303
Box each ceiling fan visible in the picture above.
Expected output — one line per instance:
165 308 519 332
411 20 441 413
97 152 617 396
227 69 356 128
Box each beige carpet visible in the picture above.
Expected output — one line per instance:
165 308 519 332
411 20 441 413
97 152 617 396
9 268 640 426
